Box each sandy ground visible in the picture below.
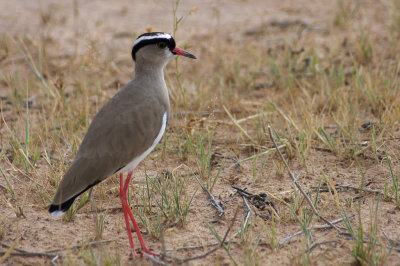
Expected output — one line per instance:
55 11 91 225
1 0 400 265
0 0 332 57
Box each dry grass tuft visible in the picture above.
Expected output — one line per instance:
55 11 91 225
0 0 400 265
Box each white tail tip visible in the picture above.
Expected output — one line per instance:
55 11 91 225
51 210 65 219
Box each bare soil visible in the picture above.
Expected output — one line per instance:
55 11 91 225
1 0 400 265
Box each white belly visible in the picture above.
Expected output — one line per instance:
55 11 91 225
116 112 167 175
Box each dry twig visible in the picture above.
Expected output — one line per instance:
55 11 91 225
0 242 77 259
204 186 224 217
232 185 277 212
267 125 339 230
46 240 113 253
144 253 167 265
306 240 340 253
279 215 354 246
162 205 239 263
240 196 251 234
335 184 383 194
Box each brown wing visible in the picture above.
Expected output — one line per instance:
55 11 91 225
50 81 169 208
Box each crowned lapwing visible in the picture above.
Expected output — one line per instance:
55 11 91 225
49 32 196 257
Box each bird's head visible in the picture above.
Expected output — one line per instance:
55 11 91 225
132 32 196 67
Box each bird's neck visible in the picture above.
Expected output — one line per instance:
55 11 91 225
133 62 170 105
134 61 166 83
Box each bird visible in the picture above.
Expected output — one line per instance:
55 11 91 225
48 32 196 257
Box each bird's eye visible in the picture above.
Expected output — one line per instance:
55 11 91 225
157 42 167 49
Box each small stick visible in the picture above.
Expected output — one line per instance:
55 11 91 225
279 215 354 246
335 184 383 194
0 250 75 258
174 239 274 251
162 205 239 263
0 181 7 190
268 125 339 230
0 240 110 259
204 187 224 217
383 231 400 245
279 231 302 246
51 255 59 266
144 253 166 265
193 175 224 217
0 239 77 258
231 185 252 196
45 240 113 253
175 241 233 250
240 196 251 233
181 205 239 262
306 240 340 253
0 251 76 258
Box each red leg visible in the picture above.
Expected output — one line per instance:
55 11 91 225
120 172 158 257
122 171 133 194
120 173 141 257
125 203 158 256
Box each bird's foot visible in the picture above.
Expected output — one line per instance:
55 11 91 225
131 248 158 258
141 248 159 257
130 249 143 258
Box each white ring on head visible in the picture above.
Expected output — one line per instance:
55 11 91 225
133 33 172 47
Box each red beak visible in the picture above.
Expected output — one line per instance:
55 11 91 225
172 47 196 59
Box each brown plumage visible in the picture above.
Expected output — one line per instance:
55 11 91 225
49 32 196 257
50 78 169 211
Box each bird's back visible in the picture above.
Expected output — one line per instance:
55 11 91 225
50 78 170 211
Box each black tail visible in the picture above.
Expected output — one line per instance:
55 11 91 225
48 180 100 214
49 195 79 213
